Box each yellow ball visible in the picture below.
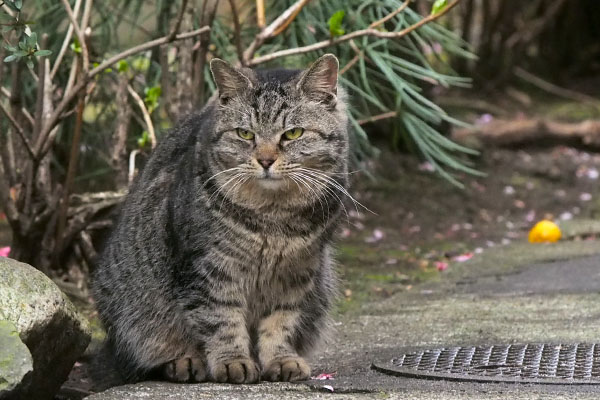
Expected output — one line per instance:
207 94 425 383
528 220 562 243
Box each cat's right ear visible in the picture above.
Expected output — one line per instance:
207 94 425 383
210 59 254 103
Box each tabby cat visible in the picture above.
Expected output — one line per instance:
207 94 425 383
92 54 350 384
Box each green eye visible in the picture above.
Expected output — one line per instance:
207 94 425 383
283 128 304 140
236 128 254 140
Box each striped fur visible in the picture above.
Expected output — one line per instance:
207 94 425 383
92 55 349 383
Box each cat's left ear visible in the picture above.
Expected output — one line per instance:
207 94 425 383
210 58 254 103
297 54 339 108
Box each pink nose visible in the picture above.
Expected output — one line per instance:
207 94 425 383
258 158 276 169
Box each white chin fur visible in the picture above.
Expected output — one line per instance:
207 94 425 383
256 178 285 190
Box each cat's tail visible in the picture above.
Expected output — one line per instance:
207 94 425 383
86 341 127 393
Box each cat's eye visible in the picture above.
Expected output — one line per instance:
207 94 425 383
236 128 255 140
282 128 304 140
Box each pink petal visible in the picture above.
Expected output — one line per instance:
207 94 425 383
312 372 336 380
453 252 474 262
435 261 449 271
0 247 10 257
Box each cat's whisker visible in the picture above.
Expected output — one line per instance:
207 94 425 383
203 167 243 187
207 172 245 205
288 173 326 223
291 171 349 226
298 168 376 215
218 174 250 214
300 166 356 176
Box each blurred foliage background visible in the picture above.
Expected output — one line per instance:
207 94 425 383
1 0 600 275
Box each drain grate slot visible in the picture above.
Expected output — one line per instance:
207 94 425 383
373 343 600 385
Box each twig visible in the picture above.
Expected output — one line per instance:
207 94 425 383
358 111 397 125
0 87 34 126
256 0 266 28
193 0 219 105
248 0 459 66
51 0 83 79
60 0 89 73
369 0 410 28
514 67 599 105
129 149 141 183
0 153 19 223
271 0 311 36
33 34 48 143
0 102 35 158
127 85 157 149
111 74 131 187
56 89 86 254
339 40 363 75
243 0 313 65
168 0 190 40
228 0 244 63
36 26 211 159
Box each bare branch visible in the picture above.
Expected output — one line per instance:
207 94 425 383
33 34 48 142
228 0 244 63
129 149 141 184
358 111 397 125
369 0 410 28
514 67 599 105
168 0 190 40
51 0 83 79
0 153 19 223
60 0 89 73
256 0 266 28
36 26 211 159
0 102 35 159
248 0 460 66
193 0 219 105
91 27 211 79
127 85 157 149
243 0 313 65
0 87 34 126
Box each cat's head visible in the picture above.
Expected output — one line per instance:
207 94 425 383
206 54 349 209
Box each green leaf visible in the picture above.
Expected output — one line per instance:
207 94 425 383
117 60 129 73
25 58 34 69
431 0 448 15
327 10 345 37
70 38 82 54
3 54 18 62
4 1 20 12
14 0 23 10
144 85 162 114
137 131 150 148
34 49 52 57
27 32 37 48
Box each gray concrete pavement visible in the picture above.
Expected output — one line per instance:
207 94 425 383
88 237 600 399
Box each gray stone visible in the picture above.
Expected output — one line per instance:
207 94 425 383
0 320 32 394
0 257 91 400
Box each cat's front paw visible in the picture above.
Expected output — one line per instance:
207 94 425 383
211 357 260 384
162 357 207 383
262 356 310 382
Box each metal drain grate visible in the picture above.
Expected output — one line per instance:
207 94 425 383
372 343 600 384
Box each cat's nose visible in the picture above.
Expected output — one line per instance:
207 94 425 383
258 157 276 169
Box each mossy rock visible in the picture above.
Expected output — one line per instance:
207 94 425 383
0 320 32 395
0 257 91 400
